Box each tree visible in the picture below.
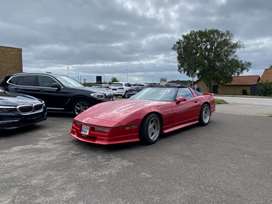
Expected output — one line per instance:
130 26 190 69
173 29 251 91
256 82 272 96
111 77 119 83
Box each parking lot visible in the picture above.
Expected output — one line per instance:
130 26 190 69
1 103 272 204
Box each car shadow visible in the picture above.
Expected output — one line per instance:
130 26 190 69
47 111 74 118
71 139 142 152
0 124 44 138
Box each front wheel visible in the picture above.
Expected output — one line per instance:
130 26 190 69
140 114 161 145
73 100 90 115
199 104 211 126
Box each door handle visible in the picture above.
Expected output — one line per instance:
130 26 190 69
194 101 198 103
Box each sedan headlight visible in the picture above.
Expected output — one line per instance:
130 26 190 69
90 93 105 100
0 105 17 113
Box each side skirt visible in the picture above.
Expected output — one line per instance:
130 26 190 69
163 120 199 134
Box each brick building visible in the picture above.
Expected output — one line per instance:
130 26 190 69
195 75 260 95
260 67 272 82
0 46 23 80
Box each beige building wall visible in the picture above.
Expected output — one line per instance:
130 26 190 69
195 80 209 92
218 85 251 95
0 46 23 79
196 80 253 95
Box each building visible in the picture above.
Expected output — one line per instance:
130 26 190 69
260 67 272 82
195 75 260 95
167 80 193 87
0 46 23 80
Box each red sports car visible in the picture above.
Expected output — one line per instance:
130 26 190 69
70 86 215 145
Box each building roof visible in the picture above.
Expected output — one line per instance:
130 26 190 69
0 45 22 50
261 67 272 82
226 75 260 85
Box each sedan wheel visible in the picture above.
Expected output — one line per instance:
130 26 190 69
140 114 161 145
73 100 90 115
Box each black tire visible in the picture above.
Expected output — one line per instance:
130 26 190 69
123 91 129 98
140 113 161 145
199 103 211 126
73 99 91 115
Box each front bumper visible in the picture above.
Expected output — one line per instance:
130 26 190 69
112 90 125 96
70 121 140 145
0 108 47 129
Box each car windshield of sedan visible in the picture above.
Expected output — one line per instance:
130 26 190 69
131 87 178 101
55 76 84 88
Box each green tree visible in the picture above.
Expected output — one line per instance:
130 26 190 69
256 82 272 96
111 77 119 83
173 29 251 91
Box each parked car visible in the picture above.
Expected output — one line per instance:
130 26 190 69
85 86 113 100
0 88 47 129
109 82 132 97
123 83 146 98
71 86 215 145
2 73 113 115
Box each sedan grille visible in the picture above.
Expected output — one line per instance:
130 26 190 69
17 103 44 114
18 105 33 113
33 104 43 112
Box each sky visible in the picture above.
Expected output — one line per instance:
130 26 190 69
0 0 271 83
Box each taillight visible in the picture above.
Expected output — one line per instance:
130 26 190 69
72 120 81 129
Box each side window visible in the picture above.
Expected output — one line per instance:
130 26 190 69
177 88 193 99
38 76 58 87
9 75 39 86
8 77 19 85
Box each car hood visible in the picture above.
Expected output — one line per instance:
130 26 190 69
85 87 113 94
0 91 40 106
75 99 164 126
72 87 112 95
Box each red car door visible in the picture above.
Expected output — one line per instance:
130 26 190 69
172 88 201 126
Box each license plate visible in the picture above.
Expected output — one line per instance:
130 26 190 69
81 125 90 135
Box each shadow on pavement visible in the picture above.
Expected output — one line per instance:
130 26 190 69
0 124 44 138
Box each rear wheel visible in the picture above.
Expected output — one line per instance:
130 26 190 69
73 100 90 115
140 114 161 145
199 103 211 126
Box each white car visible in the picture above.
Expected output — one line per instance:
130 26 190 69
110 82 132 96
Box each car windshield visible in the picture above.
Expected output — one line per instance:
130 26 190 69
55 76 84 88
131 87 178 101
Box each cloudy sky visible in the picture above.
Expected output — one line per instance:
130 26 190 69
0 0 271 82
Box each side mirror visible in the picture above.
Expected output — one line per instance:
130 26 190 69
51 83 61 90
176 97 187 104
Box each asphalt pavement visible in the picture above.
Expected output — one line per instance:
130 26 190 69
216 96 272 116
216 96 272 106
1 111 272 204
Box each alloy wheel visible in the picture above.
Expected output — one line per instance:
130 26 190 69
147 116 161 141
74 101 89 115
202 104 211 124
